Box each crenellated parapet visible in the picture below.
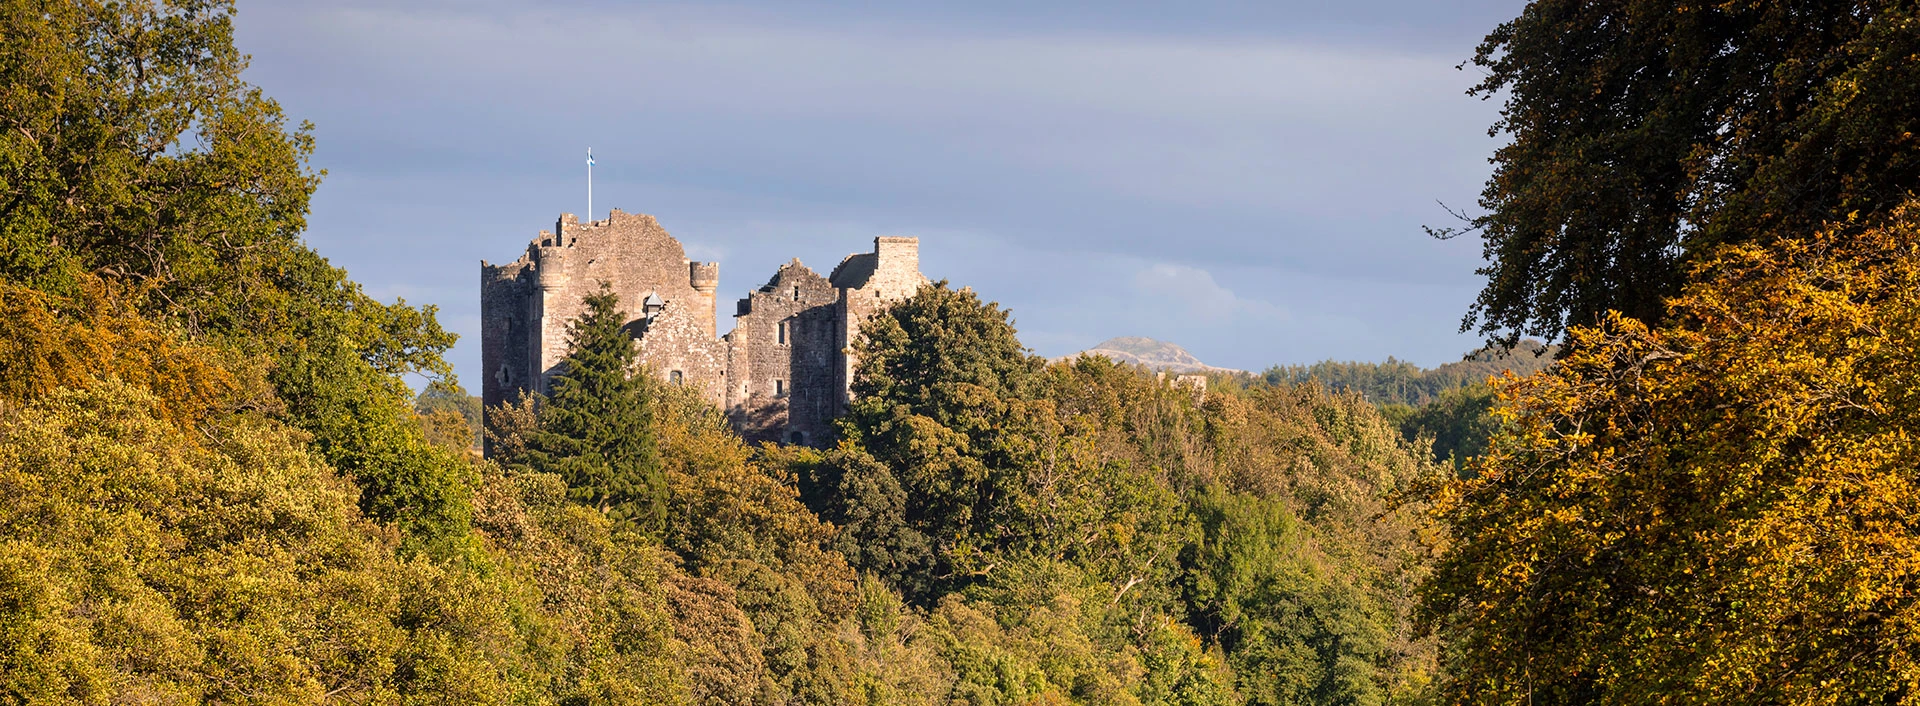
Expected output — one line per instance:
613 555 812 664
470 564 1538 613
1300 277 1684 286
689 262 719 293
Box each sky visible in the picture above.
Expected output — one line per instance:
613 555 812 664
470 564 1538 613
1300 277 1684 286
231 0 1526 385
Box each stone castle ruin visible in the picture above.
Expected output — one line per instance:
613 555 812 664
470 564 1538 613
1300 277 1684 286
481 209 926 447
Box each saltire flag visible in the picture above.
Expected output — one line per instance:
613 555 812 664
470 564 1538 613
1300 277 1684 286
587 149 595 166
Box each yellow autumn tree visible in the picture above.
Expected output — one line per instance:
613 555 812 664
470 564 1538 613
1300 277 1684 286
1422 201 1920 704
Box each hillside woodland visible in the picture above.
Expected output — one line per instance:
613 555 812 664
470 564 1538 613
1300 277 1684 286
0 2 1440 703
1259 344 1555 475
1262 343 1551 409
11 0 1920 704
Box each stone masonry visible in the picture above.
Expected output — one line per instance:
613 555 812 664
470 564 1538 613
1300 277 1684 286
481 209 926 449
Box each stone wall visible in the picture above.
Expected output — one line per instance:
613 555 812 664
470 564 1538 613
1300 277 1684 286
637 300 728 407
480 208 722 419
479 260 534 413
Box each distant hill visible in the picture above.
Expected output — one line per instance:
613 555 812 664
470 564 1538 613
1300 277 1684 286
1060 336 1241 373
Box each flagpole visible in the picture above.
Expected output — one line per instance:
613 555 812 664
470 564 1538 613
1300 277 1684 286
586 148 593 223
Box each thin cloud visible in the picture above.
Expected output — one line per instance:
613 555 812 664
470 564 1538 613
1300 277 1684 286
1132 262 1287 323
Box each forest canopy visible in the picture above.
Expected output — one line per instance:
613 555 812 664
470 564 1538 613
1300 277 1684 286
14 0 1917 703
1425 201 1920 705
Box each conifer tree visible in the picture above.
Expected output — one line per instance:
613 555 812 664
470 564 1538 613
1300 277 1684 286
523 284 665 533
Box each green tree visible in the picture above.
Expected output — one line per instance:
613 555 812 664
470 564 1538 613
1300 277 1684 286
0 380 414 703
1263 341 1552 407
0 377 688 703
521 285 666 533
417 378 482 452
1185 384 1439 706
1452 0 1920 344
1399 383 1498 476
846 282 1039 422
788 445 938 598
839 283 1038 588
1185 489 1393 706
828 284 1439 704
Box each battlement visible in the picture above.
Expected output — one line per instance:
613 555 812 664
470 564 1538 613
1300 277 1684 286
875 236 918 264
690 262 720 292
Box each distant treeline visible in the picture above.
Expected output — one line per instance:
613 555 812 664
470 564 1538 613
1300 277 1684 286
1261 340 1556 407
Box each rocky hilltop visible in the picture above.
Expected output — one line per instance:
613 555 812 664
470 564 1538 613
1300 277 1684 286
1061 336 1240 373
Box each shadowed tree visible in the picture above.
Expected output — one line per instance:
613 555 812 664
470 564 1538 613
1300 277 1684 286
1452 0 1920 344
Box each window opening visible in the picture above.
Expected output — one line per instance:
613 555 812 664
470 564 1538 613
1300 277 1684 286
788 430 806 445
775 379 786 397
669 370 683 385
778 321 789 345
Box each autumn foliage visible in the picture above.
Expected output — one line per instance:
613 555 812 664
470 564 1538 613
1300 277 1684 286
1424 203 1920 704
0 281 254 424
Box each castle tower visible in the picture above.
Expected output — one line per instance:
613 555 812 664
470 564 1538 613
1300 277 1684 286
724 259 840 445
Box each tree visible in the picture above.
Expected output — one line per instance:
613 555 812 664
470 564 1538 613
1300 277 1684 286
1264 341 1553 407
845 281 1039 423
1453 0 1920 344
1399 383 1499 476
839 282 1066 594
520 285 665 533
0 0 470 546
416 379 482 452
787 445 938 598
1423 202 1920 704
0 380 416 703
1183 383 1439 706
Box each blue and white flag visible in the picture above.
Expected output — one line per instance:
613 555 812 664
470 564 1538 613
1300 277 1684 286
586 149 595 167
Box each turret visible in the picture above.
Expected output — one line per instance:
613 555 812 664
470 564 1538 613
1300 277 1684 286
535 240 569 292
531 235 574 391
690 261 719 294
689 261 720 336
871 236 923 299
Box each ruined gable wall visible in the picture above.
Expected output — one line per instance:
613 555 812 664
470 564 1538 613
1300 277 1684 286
725 260 840 444
636 300 728 407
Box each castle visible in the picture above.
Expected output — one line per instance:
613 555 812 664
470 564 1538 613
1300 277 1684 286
481 209 927 448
